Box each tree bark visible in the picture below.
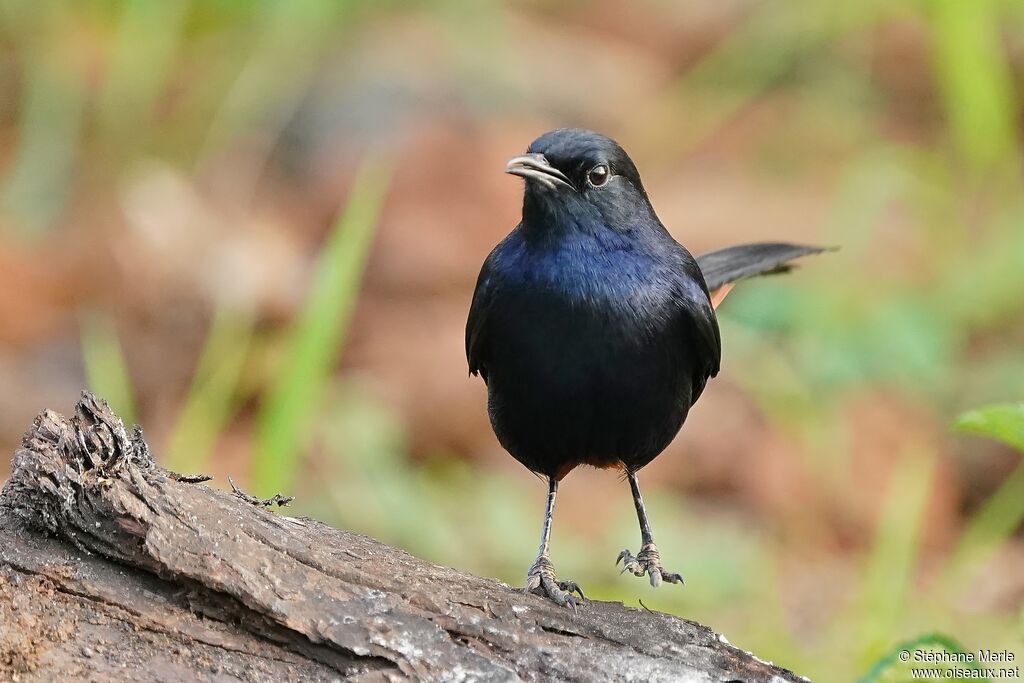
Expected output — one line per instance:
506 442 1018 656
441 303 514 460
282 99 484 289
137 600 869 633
0 393 809 683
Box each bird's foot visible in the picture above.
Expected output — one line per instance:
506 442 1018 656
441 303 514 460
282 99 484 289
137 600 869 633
616 543 684 588
525 554 585 609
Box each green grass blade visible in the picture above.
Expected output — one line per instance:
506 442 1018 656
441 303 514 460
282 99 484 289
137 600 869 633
2 47 85 236
929 0 1018 172
163 307 255 475
948 460 1024 581
97 0 190 146
253 158 390 494
855 450 935 667
198 0 349 179
659 2 880 155
79 311 138 427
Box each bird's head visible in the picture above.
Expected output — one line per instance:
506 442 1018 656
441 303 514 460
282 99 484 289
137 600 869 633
506 129 654 232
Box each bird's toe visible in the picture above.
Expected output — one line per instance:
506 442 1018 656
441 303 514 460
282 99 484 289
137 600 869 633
648 568 662 588
618 544 685 588
558 580 586 599
526 556 585 609
661 570 685 585
536 574 580 610
617 548 645 576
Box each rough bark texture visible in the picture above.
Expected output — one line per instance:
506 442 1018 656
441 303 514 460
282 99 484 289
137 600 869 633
0 393 810 683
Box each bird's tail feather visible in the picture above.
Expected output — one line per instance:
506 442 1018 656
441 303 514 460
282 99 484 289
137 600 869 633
696 242 833 293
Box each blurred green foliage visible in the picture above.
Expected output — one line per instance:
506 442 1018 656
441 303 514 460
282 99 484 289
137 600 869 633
254 158 390 493
956 404 1024 453
858 633 983 683
929 0 1018 174
858 403 1024 682
0 0 1014 679
948 405 1024 586
164 307 254 475
80 311 137 428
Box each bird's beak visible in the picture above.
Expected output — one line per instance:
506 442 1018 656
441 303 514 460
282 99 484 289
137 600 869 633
505 154 574 191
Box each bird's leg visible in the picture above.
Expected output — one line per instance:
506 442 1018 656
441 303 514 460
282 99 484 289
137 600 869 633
525 478 585 608
616 471 684 587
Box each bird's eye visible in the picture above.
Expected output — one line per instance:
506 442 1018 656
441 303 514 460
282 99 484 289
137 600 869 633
587 164 610 187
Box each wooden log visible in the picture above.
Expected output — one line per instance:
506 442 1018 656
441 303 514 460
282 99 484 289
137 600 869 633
0 393 809 682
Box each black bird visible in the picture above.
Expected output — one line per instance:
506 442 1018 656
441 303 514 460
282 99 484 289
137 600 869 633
466 128 827 607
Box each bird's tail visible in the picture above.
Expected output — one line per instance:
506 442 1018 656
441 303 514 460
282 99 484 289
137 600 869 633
696 242 833 293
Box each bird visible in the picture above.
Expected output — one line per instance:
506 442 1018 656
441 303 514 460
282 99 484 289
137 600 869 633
466 128 828 607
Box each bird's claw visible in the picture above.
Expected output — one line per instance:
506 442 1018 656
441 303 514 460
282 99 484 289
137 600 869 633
526 555 585 609
616 543 684 588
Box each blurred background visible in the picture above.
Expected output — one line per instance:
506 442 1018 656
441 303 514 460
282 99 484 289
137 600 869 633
1 1 1022 679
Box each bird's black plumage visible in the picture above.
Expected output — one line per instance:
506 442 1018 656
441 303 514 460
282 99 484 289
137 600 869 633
467 128 720 479
696 242 833 292
466 128 827 606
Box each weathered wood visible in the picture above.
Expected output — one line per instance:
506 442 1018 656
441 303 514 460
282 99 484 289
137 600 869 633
0 393 809 682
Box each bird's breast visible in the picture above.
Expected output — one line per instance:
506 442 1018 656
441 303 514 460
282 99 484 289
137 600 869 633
486 244 685 390
498 235 676 326
481 233 702 476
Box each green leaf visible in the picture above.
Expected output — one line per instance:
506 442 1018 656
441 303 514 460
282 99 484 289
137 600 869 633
945 404 1024 587
858 632 983 683
954 403 1024 452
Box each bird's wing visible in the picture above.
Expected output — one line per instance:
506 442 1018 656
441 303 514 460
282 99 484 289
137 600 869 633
675 256 722 405
684 298 722 405
466 253 496 382
696 242 832 294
